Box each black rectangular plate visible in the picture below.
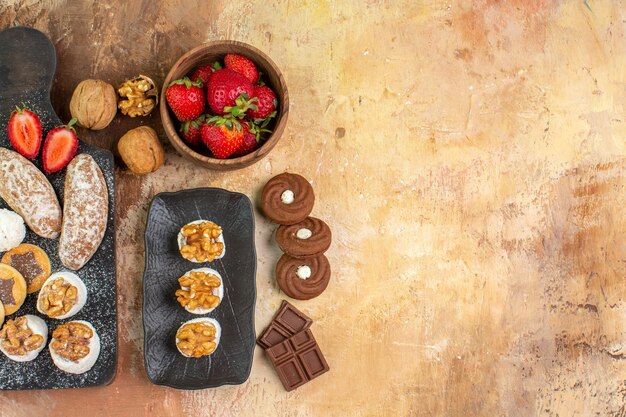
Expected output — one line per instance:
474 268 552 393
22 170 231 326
143 188 256 389
0 27 117 389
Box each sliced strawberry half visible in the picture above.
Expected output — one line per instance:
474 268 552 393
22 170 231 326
42 118 79 174
7 105 43 159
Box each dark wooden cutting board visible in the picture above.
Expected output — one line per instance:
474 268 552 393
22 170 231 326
0 26 117 390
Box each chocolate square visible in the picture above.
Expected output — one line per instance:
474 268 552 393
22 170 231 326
289 329 316 351
273 301 312 334
266 339 294 364
298 345 329 380
275 357 308 392
257 322 290 349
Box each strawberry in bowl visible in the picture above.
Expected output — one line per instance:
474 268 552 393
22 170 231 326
160 41 288 171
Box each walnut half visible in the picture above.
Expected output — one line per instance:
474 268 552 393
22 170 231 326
39 278 78 318
0 317 44 356
176 322 217 358
176 271 222 311
51 322 93 362
118 75 158 117
179 221 224 262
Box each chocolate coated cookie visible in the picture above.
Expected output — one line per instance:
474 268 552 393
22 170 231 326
261 173 315 225
275 217 331 258
276 253 331 300
0 264 27 315
2 244 51 294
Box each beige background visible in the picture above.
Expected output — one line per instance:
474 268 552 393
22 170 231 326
1 1 626 416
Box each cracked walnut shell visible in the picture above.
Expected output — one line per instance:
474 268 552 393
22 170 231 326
69 79 118 130
118 75 158 117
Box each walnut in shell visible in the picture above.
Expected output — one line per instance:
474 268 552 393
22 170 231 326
69 79 117 130
118 75 158 117
117 126 165 175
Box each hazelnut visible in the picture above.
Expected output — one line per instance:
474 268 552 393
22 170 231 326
69 79 117 130
117 126 165 175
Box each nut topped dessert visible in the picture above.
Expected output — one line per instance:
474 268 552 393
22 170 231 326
0 315 48 362
178 220 226 263
176 317 221 358
175 268 223 314
37 271 87 319
49 320 101 374
1 243 51 294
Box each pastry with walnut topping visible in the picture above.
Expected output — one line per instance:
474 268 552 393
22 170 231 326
37 271 87 319
175 268 223 314
176 318 221 358
178 220 226 263
0 315 47 362
49 320 101 374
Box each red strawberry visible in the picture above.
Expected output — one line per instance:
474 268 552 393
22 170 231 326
232 124 259 157
201 117 244 159
206 69 254 115
42 118 79 173
224 54 259 84
6 105 43 159
233 120 273 157
165 77 205 121
190 62 221 86
179 115 205 147
247 85 277 119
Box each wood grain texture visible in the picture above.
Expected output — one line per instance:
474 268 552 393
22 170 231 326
1 0 625 416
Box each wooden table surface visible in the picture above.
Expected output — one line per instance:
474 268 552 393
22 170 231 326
1 1 625 416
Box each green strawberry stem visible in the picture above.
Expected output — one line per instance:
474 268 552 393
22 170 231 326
66 118 78 131
12 103 31 115
169 76 202 89
206 115 242 132
247 119 273 142
223 93 258 119
181 114 206 134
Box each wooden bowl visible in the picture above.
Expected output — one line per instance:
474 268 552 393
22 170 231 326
160 40 289 171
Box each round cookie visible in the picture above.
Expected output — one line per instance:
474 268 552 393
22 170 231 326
0 209 25 252
276 253 331 300
275 217 332 258
0 301 4 327
1 244 51 294
261 173 315 225
0 264 27 315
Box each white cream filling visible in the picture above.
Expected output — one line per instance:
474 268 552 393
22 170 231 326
296 265 312 280
49 320 101 374
0 315 48 362
296 228 313 239
37 271 87 320
177 220 226 263
176 317 221 358
281 189 295 204
179 267 224 315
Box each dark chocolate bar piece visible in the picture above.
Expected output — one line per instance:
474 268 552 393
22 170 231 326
266 329 329 391
257 322 291 349
273 300 313 334
275 357 308 392
257 300 313 349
